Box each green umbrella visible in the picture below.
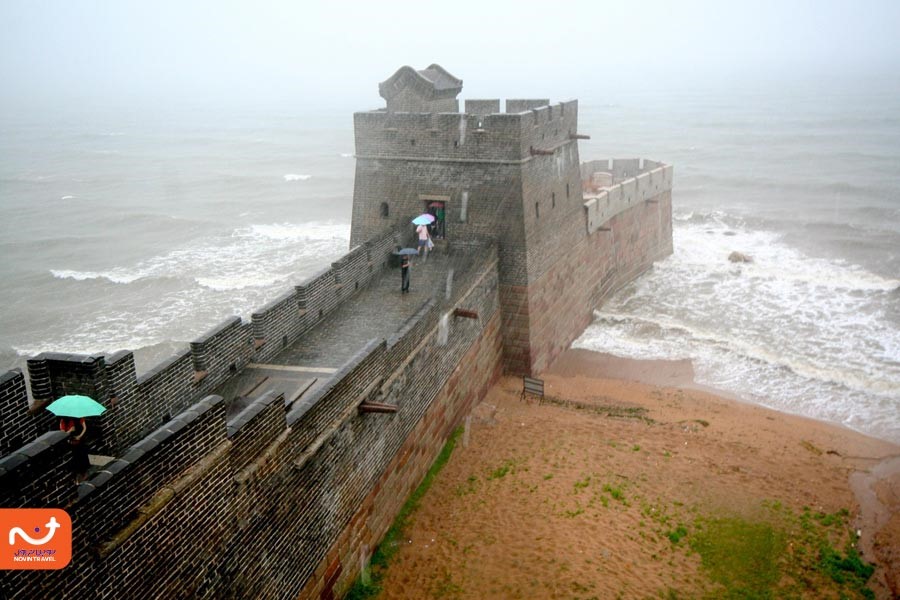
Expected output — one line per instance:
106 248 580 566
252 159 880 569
45 395 106 418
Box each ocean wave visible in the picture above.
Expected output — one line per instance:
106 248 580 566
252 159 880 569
60 195 76 200
583 311 899 398
669 217 899 292
50 269 143 284
283 173 311 181
195 275 282 291
340 153 353 158
576 212 900 442
238 221 350 241
49 221 349 293
742 261 899 292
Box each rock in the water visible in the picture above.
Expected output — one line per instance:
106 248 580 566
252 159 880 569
728 251 753 263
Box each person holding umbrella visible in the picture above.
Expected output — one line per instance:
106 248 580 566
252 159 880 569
395 247 418 293
412 214 435 261
47 394 106 483
416 222 430 260
400 253 411 293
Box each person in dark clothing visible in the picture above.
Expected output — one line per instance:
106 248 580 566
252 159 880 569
434 204 445 239
400 254 410 293
60 417 90 482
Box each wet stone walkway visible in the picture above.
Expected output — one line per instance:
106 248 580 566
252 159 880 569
218 250 464 417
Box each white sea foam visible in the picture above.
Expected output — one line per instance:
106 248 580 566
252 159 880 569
283 173 311 181
195 275 282 291
575 217 900 443
241 221 349 241
50 269 142 284
50 221 349 291
60 195 76 200
340 153 353 158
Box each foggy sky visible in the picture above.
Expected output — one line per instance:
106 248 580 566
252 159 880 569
2 0 899 111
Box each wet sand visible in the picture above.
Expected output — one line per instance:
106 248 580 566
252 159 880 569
374 349 900 599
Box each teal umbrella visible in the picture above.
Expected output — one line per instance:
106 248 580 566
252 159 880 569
45 395 106 418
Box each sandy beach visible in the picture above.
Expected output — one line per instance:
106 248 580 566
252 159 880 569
370 349 900 599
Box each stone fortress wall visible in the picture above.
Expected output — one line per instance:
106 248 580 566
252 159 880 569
349 84 671 376
0 236 504 599
0 65 673 599
524 157 673 375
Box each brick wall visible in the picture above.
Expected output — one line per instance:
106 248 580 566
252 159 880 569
0 248 503 600
190 316 253 389
73 395 226 547
0 369 36 455
227 390 286 475
525 184 673 375
250 289 299 361
349 101 578 255
25 353 112 454
0 431 74 508
7 229 403 461
464 99 500 115
296 253 503 600
348 99 608 381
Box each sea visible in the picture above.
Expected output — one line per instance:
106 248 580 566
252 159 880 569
1 83 898 443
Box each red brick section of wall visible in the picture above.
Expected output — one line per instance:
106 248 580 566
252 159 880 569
297 311 503 600
499 285 531 374
527 190 673 376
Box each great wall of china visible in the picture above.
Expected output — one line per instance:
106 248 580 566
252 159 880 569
0 65 672 599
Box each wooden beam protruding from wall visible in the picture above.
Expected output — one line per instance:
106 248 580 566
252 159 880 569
358 401 398 414
453 308 479 320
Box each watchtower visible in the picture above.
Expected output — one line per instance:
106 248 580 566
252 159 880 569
350 65 673 376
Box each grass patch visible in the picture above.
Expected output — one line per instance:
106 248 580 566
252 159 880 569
487 459 516 480
683 505 875 599
819 544 874 592
346 426 463 600
574 475 591 492
454 474 479 497
666 525 688 545
602 483 626 503
814 507 848 527
690 516 785 598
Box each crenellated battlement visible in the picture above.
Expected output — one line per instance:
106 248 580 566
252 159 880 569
353 99 580 163
582 158 675 234
0 226 403 464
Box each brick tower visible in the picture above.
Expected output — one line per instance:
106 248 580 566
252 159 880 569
350 65 672 375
